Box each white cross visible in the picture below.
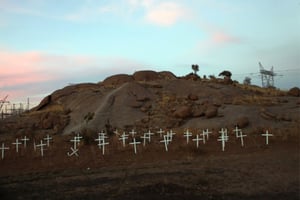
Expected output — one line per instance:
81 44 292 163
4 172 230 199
169 130 176 140
95 135 109 155
202 129 212 141
119 132 129 147
70 136 81 150
21 136 30 148
217 129 229 151
219 128 229 141
0 143 9 160
145 130 155 142
192 134 203 148
262 130 273 145
157 128 164 137
95 133 108 146
36 140 47 157
233 126 242 138
114 129 120 136
98 141 109 155
237 130 247 147
141 133 150 146
199 132 206 144
12 138 22 153
76 133 83 141
67 147 79 157
183 129 192 144
129 138 141 154
43 134 52 147
98 130 106 137
160 134 171 152
129 129 137 137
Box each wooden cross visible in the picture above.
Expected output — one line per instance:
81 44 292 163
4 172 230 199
199 131 206 144
141 133 150 146
67 147 79 157
21 136 30 148
233 126 242 138
98 141 109 155
36 140 46 157
217 128 229 151
95 133 108 147
98 130 106 137
160 134 171 152
157 128 164 137
129 129 137 137
202 129 212 141
129 138 141 154
76 133 83 141
119 132 129 147
183 129 192 144
114 129 120 136
43 134 53 147
169 130 176 140
70 136 81 150
192 134 203 148
0 143 9 160
237 130 247 147
145 130 155 142
262 130 273 145
12 138 22 153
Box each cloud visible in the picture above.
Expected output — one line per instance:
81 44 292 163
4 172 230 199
0 50 143 103
144 1 188 26
211 31 240 44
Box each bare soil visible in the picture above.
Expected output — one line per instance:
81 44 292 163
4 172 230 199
0 133 299 199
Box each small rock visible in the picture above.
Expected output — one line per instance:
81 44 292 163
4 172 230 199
173 106 192 118
188 94 198 101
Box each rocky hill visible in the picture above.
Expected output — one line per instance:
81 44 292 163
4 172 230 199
0 70 299 199
0 70 299 137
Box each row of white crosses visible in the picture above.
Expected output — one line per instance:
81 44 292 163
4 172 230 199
183 129 211 149
0 135 53 159
1 128 274 159
118 129 156 154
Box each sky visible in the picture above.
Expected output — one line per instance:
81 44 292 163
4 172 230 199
0 0 299 106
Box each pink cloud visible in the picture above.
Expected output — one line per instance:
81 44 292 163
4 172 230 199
144 2 188 26
0 51 55 86
0 50 143 103
212 32 240 44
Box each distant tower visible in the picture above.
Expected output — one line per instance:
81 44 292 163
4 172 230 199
259 62 277 88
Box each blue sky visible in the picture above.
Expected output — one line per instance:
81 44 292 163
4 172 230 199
0 0 299 105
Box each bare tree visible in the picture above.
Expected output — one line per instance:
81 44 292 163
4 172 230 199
191 64 199 75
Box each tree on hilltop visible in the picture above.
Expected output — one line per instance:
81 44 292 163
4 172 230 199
191 64 199 75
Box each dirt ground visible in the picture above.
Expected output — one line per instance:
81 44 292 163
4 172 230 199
0 132 299 199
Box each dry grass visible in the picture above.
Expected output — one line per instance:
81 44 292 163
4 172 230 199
236 83 287 96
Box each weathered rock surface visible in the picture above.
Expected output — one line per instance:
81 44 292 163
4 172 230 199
1 70 299 136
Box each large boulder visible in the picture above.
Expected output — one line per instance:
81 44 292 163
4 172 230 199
158 71 177 80
133 70 160 82
102 74 133 86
